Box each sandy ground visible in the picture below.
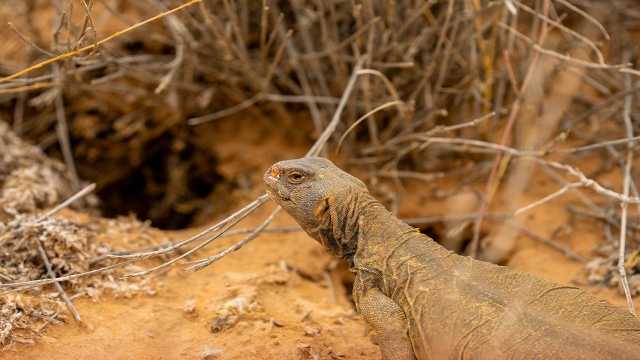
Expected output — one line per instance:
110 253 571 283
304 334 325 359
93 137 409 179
1 205 377 360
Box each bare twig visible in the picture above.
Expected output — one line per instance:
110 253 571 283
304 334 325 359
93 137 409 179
0 0 202 83
470 1 552 257
7 22 54 57
36 241 82 322
186 207 281 271
513 183 581 216
110 194 269 260
307 57 367 157
188 93 340 125
618 66 636 314
32 183 96 322
335 100 405 154
123 196 268 278
38 183 96 221
53 64 80 190
499 23 640 76
507 221 587 263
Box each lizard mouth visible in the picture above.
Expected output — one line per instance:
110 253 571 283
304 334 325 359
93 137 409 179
263 168 291 202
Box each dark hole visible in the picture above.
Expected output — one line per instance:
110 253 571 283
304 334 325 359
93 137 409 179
95 137 224 230
160 44 175 56
123 40 145 54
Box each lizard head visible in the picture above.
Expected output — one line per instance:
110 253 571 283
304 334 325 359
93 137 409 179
263 157 368 257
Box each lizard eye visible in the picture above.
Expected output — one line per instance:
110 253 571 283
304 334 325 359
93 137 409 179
287 171 305 184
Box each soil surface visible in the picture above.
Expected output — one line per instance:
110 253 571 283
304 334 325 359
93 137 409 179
1 206 377 360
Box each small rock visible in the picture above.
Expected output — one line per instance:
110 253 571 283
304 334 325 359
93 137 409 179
304 326 321 337
200 346 223 360
183 298 197 315
297 343 320 360
209 287 260 333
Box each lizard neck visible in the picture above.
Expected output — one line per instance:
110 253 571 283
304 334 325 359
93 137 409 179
353 195 445 273
315 190 377 266
357 199 418 251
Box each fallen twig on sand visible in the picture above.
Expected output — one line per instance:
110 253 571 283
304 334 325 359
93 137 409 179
32 183 96 322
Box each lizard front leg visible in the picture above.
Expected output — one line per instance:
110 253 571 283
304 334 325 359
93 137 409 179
354 274 416 360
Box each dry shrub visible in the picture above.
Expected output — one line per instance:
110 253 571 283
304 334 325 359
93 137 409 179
0 1 635 179
0 211 165 347
0 123 163 347
0 122 79 218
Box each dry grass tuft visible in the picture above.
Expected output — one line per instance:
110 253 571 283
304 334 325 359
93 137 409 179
0 123 165 347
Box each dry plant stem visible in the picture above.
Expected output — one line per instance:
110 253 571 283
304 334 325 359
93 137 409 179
307 57 366 157
110 194 269 260
7 22 54 57
470 1 550 257
556 0 609 40
556 136 640 153
0 82 54 95
31 183 96 322
507 221 586 262
425 112 495 136
361 112 494 154
514 0 606 64
513 183 581 216
188 93 340 125
153 3 186 95
79 0 98 50
355 69 403 109
425 136 640 204
53 64 80 189
278 25 324 134
618 69 636 314
186 207 282 271
123 197 267 278
335 100 405 154
97 226 302 261
39 183 96 221
498 23 640 76
0 260 137 292
423 136 640 159
36 241 81 322
0 0 202 83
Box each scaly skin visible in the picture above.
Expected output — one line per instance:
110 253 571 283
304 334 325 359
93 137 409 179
264 157 640 360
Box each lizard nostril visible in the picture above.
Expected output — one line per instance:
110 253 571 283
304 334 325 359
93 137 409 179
270 166 280 178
